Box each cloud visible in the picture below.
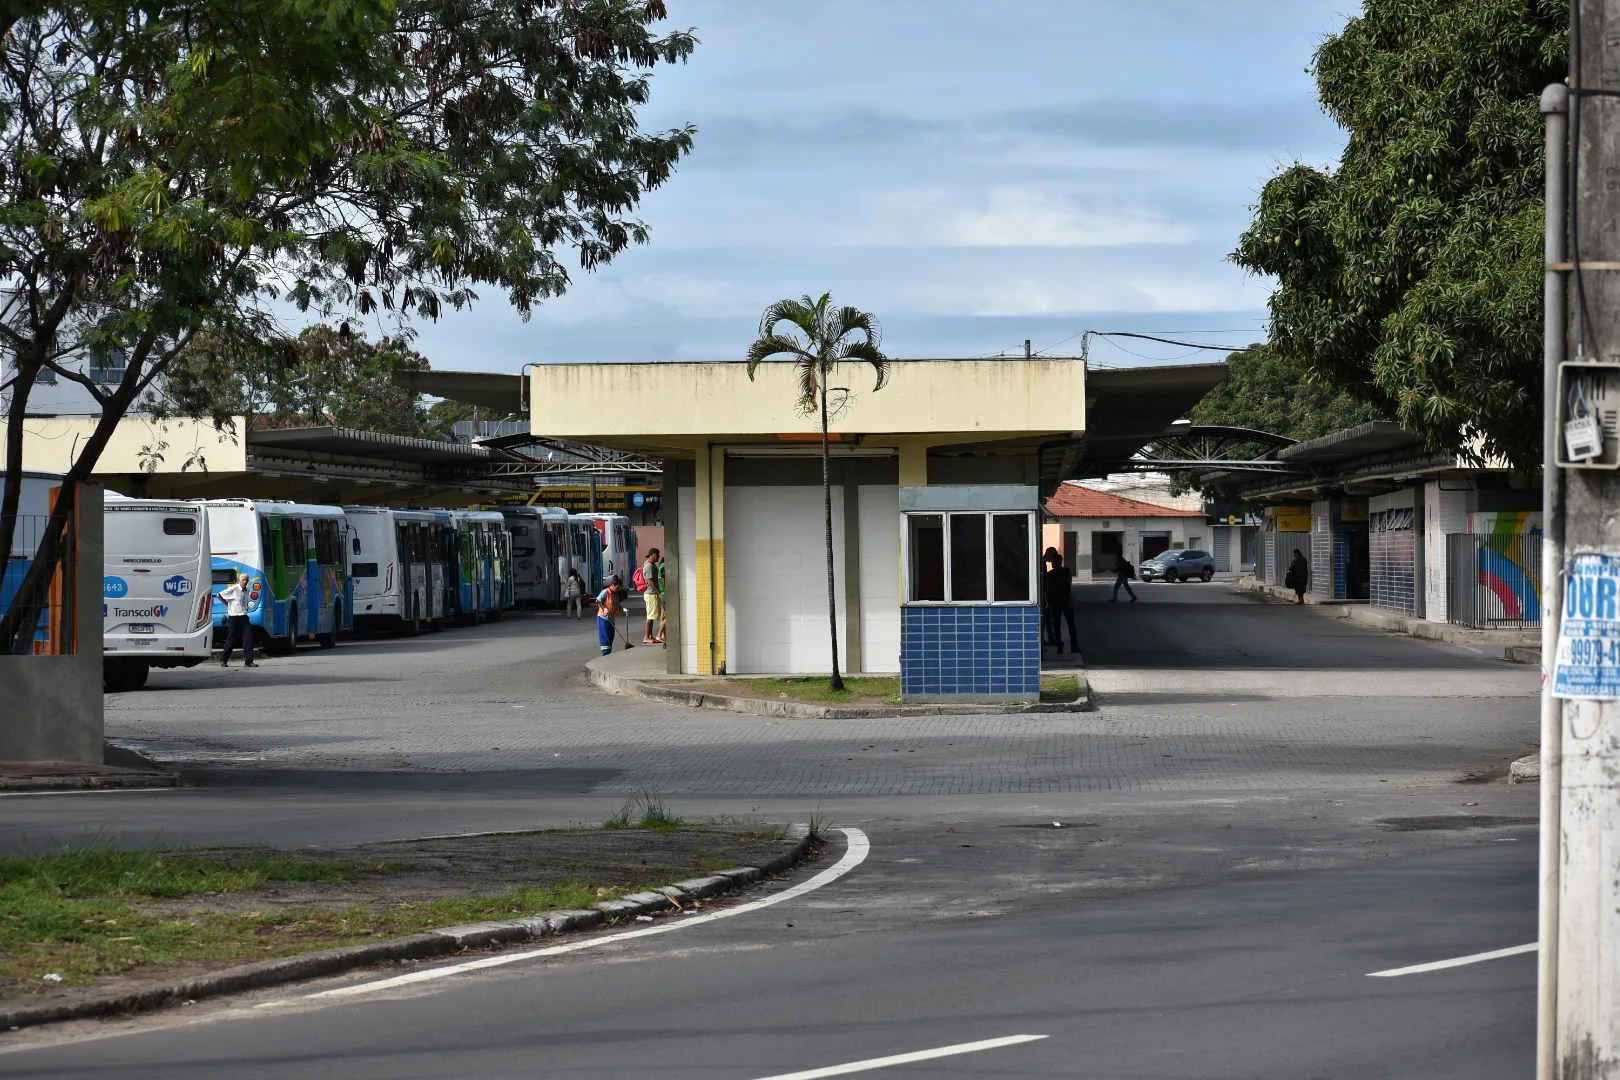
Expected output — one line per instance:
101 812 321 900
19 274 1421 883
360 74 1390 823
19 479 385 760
853 187 1194 248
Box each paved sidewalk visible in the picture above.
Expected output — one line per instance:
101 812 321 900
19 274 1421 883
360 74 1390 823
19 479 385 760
1235 575 1541 666
586 646 1092 717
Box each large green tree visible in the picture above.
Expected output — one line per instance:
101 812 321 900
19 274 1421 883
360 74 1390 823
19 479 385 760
1232 0 1565 469
746 294 889 692
0 0 695 653
1189 343 1391 443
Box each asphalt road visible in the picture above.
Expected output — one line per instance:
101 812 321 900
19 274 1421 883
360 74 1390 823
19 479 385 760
0 580 1542 1075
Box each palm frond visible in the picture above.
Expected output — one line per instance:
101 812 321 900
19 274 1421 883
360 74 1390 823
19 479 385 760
745 333 811 379
757 296 819 341
839 339 891 392
833 305 880 346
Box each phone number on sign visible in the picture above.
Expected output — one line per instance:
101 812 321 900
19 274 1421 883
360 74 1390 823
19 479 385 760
1562 636 1620 667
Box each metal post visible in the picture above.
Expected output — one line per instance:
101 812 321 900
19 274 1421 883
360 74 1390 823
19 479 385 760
1537 80 1568 1080
1549 1 1620 1067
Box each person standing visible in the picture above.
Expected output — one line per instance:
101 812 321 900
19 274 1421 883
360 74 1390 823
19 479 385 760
596 574 626 655
219 574 256 668
1042 551 1078 652
563 567 585 618
639 548 664 644
1285 549 1309 605
1111 553 1137 602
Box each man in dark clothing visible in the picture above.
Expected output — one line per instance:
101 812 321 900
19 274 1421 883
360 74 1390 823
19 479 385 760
1285 549 1309 604
1111 555 1137 602
1042 551 1078 652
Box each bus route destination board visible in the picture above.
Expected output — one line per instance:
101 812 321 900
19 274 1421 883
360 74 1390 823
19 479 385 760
1553 552 1620 700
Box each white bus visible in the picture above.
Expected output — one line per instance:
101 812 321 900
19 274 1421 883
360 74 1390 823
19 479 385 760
343 506 453 633
103 495 214 691
499 506 559 608
202 499 353 653
576 513 637 591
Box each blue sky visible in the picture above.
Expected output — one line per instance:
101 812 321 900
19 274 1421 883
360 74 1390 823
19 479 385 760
409 1 1356 372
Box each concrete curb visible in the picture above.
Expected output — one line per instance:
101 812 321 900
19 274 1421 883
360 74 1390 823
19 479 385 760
0 771 180 793
588 658 1093 716
0 825 817 1033
1234 577 1541 661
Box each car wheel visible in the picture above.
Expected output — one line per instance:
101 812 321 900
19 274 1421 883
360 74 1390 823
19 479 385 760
1200 567 1214 582
1164 570 1178 583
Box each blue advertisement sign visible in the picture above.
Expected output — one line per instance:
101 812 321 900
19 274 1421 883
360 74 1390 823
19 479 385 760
104 576 129 598
1554 552 1620 699
163 574 192 597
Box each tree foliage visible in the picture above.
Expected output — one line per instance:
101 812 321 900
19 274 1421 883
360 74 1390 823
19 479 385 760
1231 0 1565 468
0 0 696 652
1189 343 1392 443
745 294 890 691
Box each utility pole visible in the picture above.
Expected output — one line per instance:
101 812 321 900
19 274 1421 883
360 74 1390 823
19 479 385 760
1542 3 1620 1076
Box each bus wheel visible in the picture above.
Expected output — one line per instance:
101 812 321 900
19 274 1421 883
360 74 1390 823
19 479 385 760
104 659 149 693
318 606 339 649
266 609 296 655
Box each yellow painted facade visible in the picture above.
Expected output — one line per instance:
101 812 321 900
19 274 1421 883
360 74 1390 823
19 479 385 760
6 416 247 476
528 357 1089 677
528 358 1086 455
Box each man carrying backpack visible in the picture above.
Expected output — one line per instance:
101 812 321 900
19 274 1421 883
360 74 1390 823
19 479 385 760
636 548 664 645
1111 553 1137 602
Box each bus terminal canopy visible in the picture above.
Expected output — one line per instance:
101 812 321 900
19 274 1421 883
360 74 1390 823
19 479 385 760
411 359 1227 491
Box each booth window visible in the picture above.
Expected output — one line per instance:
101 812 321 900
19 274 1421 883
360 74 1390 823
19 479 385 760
905 511 1034 603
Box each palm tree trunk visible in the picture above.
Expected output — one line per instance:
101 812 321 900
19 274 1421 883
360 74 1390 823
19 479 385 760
821 381 843 691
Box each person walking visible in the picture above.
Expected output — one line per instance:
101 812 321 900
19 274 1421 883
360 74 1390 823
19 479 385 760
638 548 664 644
219 574 256 668
1042 550 1079 652
1111 553 1137 602
595 574 626 655
1285 548 1309 604
563 567 585 618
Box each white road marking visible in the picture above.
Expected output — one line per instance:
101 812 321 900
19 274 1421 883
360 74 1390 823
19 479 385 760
1367 942 1537 978
749 1034 1049 1080
292 826 870 1002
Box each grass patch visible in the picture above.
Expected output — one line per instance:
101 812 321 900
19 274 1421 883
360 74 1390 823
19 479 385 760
742 676 900 703
1039 675 1081 703
601 792 683 832
0 850 661 998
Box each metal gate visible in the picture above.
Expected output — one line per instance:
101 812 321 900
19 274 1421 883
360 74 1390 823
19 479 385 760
1446 533 1542 629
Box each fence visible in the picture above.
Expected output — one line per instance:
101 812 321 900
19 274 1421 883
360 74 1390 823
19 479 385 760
1446 532 1542 630
1 514 72 653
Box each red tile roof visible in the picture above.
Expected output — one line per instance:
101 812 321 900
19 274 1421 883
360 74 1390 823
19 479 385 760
1044 485 1204 519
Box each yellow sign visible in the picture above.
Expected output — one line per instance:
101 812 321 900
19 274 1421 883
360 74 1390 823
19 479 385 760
1268 505 1312 532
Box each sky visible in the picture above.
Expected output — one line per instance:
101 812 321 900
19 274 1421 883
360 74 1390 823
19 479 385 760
407 0 1357 374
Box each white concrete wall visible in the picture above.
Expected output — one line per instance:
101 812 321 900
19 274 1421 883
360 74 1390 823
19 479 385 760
856 485 900 673
1053 516 1199 575
1424 481 1470 622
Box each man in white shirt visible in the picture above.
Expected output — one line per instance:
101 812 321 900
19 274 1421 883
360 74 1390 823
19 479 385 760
219 574 257 668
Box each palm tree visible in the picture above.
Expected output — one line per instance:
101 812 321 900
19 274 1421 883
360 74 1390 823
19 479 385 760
746 293 890 692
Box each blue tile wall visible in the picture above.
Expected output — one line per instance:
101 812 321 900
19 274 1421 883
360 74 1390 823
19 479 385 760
899 604 1041 697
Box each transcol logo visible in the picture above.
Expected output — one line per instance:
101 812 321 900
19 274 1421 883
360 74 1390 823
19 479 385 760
111 604 168 619
104 576 129 598
163 575 192 597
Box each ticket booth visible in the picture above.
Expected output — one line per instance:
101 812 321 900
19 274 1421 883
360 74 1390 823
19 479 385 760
899 484 1040 702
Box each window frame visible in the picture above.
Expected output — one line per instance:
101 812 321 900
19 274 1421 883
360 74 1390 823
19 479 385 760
902 509 1036 605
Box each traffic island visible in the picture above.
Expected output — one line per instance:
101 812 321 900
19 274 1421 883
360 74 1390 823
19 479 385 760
0 822 817 1031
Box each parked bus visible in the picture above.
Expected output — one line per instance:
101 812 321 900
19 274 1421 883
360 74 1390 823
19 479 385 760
450 509 513 621
564 514 603 591
343 507 455 633
576 513 637 591
202 499 353 653
102 495 214 691
499 506 559 608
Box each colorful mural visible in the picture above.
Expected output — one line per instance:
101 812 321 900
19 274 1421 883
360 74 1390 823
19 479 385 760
1469 512 1543 622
